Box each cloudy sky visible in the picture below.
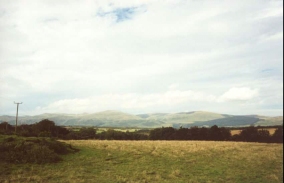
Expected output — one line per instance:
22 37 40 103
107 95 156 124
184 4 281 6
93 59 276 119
0 0 283 116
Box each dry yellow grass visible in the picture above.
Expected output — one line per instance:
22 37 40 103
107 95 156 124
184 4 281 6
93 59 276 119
63 140 281 162
230 129 243 136
262 128 277 135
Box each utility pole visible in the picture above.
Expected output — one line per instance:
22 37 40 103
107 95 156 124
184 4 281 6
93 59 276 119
14 102 22 134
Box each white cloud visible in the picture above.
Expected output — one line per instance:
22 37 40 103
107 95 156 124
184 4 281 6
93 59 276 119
28 87 270 115
168 83 179 90
219 87 258 102
0 0 283 116
32 89 218 114
259 31 283 43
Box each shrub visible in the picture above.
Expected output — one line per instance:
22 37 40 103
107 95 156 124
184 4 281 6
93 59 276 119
271 127 283 143
0 136 78 164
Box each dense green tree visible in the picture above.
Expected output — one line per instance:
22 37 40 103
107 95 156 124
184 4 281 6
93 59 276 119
0 122 13 132
219 127 231 141
149 127 176 140
175 127 190 140
199 127 209 140
257 129 270 142
239 126 259 142
78 127 96 139
33 119 56 134
209 125 224 141
271 126 283 143
188 126 199 140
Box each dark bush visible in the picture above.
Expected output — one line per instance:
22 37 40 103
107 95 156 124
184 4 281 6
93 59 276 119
78 127 96 139
271 127 283 143
0 136 78 164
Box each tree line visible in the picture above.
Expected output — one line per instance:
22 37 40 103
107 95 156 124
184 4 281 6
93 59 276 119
0 119 146 140
149 125 283 143
0 119 282 143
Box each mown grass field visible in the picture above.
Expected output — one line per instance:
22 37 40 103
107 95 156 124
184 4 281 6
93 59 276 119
1 140 283 183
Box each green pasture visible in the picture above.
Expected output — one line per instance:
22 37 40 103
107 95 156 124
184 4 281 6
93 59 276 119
0 138 282 183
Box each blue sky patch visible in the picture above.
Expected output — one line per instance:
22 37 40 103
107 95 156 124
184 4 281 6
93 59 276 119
261 68 274 73
97 6 143 22
113 7 136 22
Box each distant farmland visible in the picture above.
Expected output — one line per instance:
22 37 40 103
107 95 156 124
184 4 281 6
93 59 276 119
230 127 278 136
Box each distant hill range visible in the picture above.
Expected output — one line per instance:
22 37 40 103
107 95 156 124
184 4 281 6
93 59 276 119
0 110 282 128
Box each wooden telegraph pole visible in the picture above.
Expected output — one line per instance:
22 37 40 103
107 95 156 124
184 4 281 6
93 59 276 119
14 102 22 134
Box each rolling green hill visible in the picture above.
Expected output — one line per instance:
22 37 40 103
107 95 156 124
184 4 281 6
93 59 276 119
255 116 283 126
0 111 282 128
150 111 226 124
174 116 260 128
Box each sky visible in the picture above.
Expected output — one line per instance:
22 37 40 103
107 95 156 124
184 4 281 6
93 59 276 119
0 0 283 116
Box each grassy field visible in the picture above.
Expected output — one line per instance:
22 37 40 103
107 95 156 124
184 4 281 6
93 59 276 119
0 140 282 183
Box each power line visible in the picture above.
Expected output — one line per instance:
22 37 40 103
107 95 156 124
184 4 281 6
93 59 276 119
14 102 22 134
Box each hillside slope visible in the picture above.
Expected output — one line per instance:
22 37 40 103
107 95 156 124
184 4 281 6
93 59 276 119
0 111 282 128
